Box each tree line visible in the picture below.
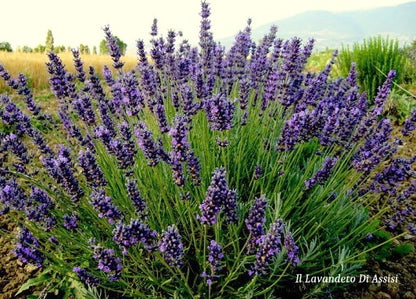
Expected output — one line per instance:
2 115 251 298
0 29 127 55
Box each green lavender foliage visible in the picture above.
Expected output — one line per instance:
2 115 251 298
0 4 412 298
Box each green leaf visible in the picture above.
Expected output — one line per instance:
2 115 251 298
16 269 51 295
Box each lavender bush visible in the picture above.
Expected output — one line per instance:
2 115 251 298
1 1 415 298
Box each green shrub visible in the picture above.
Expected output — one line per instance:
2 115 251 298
338 36 407 103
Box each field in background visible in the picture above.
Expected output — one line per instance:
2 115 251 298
0 52 137 91
1 50 337 92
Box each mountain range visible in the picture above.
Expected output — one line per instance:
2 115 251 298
219 1 416 50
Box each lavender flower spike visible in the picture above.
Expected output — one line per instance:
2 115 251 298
245 195 268 253
92 244 123 281
284 232 300 266
113 218 157 255
204 93 235 131
103 25 124 70
305 156 338 189
158 225 184 267
249 219 284 276
169 115 190 162
14 226 44 268
197 167 229 225
73 267 99 286
78 148 107 188
89 189 122 224
201 240 224 285
135 122 160 167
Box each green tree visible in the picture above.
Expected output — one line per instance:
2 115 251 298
0 41 13 52
45 29 54 52
34 44 46 53
93 46 97 55
99 36 127 55
80 44 90 54
22 46 33 53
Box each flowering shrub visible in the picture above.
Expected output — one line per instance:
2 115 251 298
0 2 415 298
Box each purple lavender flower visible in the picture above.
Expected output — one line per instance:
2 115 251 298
216 138 229 147
245 195 268 253
97 101 116 135
199 1 215 71
238 78 251 110
120 71 144 116
72 94 96 126
402 109 416 137
373 70 396 115
71 49 86 82
63 212 78 231
0 179 28 211
49 236 58 245
284 232 300 266
224 189 238 224
178 84 200 118
305 156 338 189
14 227 44 268
201 240 224 285
92 245 123 281
155 102 170 133
103 25 124 70
95 125 113 147
126 178 147 218
88 66 107 103
353 119 395 174
89 189 122 224
169 115 190 162
16 73 41 115
249 219 284 276
204 93 235 131
108 138 136 169
113 218 157 254
42 146 84 201
135 122 160 167
29 129 52 155
186 151 201 186
278 109 311 151
198 168 229 224
254 165 263 180
171 157 185 187
150 18 158 37
73 266 99 286
26 187 56 231
1 102 33 136
0 63 11 81
158 225 184 267
370 158 414 196
408 223 416 235
78 148 107 188
46 52 76 100
262 66 281 110
58 108 84 142
136 40 147 64
3 133 30 165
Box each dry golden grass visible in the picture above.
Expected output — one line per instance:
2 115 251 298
0 51 138 91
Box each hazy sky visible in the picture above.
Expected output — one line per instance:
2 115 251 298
1 0 412 53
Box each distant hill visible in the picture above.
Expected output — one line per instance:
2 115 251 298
218 1 416 50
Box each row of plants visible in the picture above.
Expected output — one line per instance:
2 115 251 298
0 2 415 298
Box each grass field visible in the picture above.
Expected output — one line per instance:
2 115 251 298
0 51 137 91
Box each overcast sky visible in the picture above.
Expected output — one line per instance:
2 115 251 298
1 0 412 53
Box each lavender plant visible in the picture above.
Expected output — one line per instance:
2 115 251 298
0 1 415 298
